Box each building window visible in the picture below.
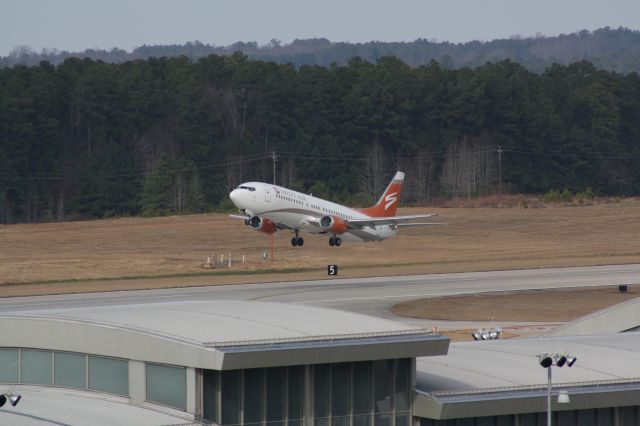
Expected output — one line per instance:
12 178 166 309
54 352 86 389
146 362 186 410
288 365 305 425
203 370 219 423
374 359 393 426
201 359 411 426
221 370 241 426
21 349 52 385
88 355 128 396
267 367 286 426
353 361 373 426
244 368 263 425
0 348 19 383
394 358 410 412
331 363 350 426
314 364 331 424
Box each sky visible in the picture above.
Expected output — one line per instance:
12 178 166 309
2 0 640 56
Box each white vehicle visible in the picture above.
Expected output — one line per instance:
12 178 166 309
229 171 442 247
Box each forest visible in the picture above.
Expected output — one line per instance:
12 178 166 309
4 27 640 74
1 53 639 223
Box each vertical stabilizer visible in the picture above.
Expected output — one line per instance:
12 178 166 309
360 171 404 217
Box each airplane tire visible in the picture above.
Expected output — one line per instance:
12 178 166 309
291 237 298 247
297 238 304 247
335 238 342 247
329 238 335 247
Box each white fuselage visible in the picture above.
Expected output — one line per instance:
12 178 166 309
229 182 398 242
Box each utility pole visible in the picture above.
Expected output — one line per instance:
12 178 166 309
270 151 278 185
497 145 503 196
547 366 552 426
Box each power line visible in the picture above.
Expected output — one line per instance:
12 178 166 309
2 146 639 182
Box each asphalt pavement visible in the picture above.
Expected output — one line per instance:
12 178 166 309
1 264 639 331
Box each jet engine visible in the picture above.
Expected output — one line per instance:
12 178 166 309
248 216 277 235
319 215 348 234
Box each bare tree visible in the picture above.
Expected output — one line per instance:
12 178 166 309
441 135 496 198
360 142 388 200
409 149 436 204
280 158 297 188
225 155 246 194
206 85 254 151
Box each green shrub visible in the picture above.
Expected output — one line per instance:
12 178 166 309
542 189 573 203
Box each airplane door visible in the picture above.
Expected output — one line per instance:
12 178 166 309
265 187 271 202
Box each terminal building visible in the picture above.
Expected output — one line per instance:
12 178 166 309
1 299 640 425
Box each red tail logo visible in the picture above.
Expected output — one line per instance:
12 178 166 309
360 172 404 218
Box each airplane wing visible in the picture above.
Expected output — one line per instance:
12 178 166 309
230 214 293 230
346 214 440 228
397 222 447 227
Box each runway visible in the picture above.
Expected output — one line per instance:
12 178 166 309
1 264 639 330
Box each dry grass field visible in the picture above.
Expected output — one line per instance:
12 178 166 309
392 285 640 322
1 199 640 297
393 285 640 341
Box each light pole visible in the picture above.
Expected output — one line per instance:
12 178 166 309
537 352 577 426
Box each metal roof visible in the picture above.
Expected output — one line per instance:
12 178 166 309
0 300 449 370
414 333 640 420
0 386 199 426
8 300 424 345
542 296 640 337
416 333 640 393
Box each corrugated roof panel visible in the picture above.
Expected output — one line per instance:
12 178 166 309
417 333 640 394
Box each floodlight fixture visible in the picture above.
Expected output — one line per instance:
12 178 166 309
537 351 577 426
472 327 502 341
554 354 567 367
538 353 553 368
0 392 21 408
9 394 21 406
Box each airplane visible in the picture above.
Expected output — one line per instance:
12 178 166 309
229 171 443 247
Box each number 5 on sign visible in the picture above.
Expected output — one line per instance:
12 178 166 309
328 265 338 276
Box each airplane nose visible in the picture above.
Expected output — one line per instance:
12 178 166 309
229 189 241 206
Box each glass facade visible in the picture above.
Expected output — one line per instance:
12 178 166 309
54 352 86 389
202 359 411 426
21 349 52 385
0 348 19 383
88 355 129 396
146 362 186 410
0 348 129 397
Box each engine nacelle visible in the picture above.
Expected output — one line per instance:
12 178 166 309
247 216 277 235
319 215 348 234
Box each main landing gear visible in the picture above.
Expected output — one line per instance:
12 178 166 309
291 230 304 247
329 235 342 247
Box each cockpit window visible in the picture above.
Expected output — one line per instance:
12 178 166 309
238 185 256 192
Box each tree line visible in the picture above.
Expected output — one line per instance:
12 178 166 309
1 53 639 224
3 27 640 74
